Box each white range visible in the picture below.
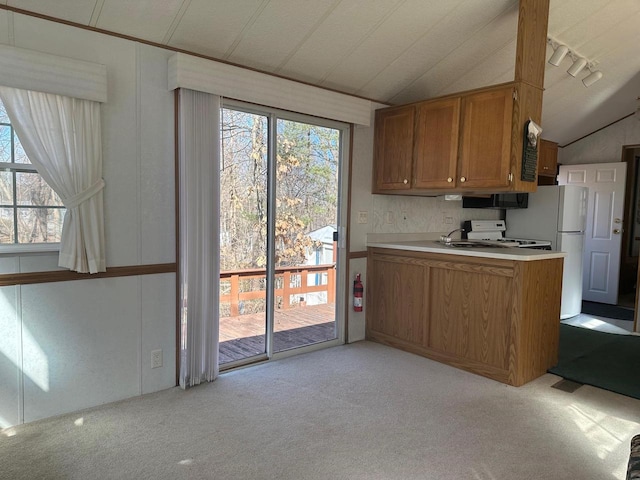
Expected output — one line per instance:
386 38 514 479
462 220 552 249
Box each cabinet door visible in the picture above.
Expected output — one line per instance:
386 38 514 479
538 139 558 177
413 98 461 189
458 87 513 189
373 106 415 191
427 264 512 369
368 254 426 344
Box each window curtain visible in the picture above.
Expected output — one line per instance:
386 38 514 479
178 88 220 388
0 86 105 273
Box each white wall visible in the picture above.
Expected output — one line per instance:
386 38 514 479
559 115 640 165
0 12 176 426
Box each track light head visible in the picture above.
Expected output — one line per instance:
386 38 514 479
549 45 569 66
567 57 587 77
582 70 603 87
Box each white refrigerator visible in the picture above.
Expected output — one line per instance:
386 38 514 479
506 185 588 319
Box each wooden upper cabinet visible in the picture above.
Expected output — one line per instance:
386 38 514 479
413 97 460 189
373 105 415 191
371 82 540 194
538 139 558 177
458 86 514 190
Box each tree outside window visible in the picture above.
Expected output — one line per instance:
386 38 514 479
0 100 65 244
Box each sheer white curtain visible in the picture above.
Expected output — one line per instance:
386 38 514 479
178 88 220 388
0 86 105 273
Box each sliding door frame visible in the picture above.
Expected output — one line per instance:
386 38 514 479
221 99 348 364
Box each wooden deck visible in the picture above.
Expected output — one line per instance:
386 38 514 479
219 303 336 364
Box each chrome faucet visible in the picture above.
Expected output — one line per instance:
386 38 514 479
440 228 465 244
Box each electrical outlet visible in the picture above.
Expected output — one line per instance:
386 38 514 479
444 216 454 225
357 211 368 224
151 349 163 369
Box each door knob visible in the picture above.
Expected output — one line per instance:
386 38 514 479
460 176 466 183
614 218 622 224
613 229 621 234
403 179 408 184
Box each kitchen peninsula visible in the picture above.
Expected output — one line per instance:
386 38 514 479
366 240 565 386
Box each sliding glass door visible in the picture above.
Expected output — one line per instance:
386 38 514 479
219 102 346 367
218 108 269 364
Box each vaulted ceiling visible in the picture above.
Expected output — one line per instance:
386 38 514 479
2 0 639 145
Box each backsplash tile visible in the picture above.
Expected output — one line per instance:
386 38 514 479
372 194 501 234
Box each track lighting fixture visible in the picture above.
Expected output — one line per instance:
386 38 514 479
548 44 569 66
547 36 603 87
567 57 587 77
582 69 603 87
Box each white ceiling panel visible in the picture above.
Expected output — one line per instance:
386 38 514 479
320 0 466 94
7 0 96 25
276 0 400 85
553 1 640 54
0 10 8 44
437 42 516 97
168 0 267 60
1 0 639 145
225 0 341 73
368 0 518 103
547 0 613 37
95 0 184 44
542 47 640 144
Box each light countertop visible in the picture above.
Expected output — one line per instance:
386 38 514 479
367 240 567 261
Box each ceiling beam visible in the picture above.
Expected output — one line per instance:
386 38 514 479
514 0 550 89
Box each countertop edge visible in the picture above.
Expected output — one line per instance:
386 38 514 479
367 241 567 261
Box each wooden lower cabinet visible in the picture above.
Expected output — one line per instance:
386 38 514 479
368 255 427 342
366 248 563 386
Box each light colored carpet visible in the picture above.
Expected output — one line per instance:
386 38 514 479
1 341 639 480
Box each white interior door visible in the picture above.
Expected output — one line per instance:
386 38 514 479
558 163 626 304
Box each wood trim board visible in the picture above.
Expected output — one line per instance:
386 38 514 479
0 263 176 287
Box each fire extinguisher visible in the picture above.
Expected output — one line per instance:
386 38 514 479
353 273 363 312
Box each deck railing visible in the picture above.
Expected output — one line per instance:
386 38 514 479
220 264 335 317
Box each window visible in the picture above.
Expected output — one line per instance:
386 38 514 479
0 100 65 244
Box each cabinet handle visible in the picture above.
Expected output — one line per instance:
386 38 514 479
460 176 466 183
447 177 453 183
403 179 408 184
543 166 549 170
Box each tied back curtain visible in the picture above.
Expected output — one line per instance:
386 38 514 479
178 89 220 388
0 86 105 273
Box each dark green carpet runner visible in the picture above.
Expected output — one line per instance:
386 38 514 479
581 301 634 321
548 324 640 400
